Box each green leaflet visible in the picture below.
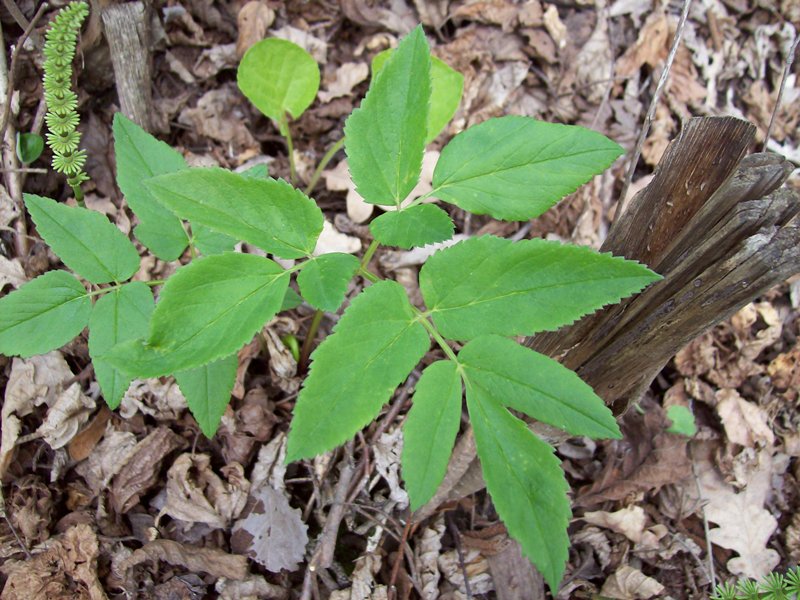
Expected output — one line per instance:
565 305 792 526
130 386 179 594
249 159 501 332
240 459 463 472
402 360 462 510
372 50 463 144
237 38 320 122
432 115 624 221
281 288 304 311
370 204 454 249
459 335 620 439
286 281 430 462
24 194 140 284
88 282 154 409
145 168 323 259
297 253 360 312
466 384 570 593
112 113 189 260
193 226 236 256
0 270 91 357
344 26 430 206
16 132 44 164
105 253 290 377
666 405 697 437
175 354 238 438
420 235 660 340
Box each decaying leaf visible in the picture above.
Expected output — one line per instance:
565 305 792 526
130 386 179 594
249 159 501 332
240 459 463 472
715 388 774 448
694 446 781 579
215 573 288 600
581 505 647 543
2 524 106 600
75 428 138 496
231 485 308 572
263 321 300 394
329 553 387 600
121 538 248 580
36 381 95 449
159 453 250 529
0 256 26 289
370 428 408 509
438 548 494 596
110 427 187 514
236 1 275 58
319 62 369 103
6 475 53 547
414 515 446 600
600 565 665 599
120 377 187 421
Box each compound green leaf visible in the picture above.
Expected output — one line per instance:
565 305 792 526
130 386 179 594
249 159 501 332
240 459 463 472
372 50 463 144
466 386 570 592
297 252 360 312
25 194 140 284
176 354 238 438
432 115 624 221
113 113 189 261
237 38 320 122
344 26 430 206
286 281 429 461
420 235 660 340
402 360 462 510
16 132 44 164
145 168 323 259
105 253 290 377
88 282 154 409
370 204 454 249
459 335 620 439
281 287 304 311
0 270 90 357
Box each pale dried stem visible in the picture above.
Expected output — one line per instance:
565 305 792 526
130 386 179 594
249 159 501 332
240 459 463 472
763 32 799 152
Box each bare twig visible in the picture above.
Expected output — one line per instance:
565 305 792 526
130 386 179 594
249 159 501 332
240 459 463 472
387 519 415 600
1 0 31 30
300 442 356 600
763 32 799 152
447 511 473 599
688 442 717 589
0 3 48 143
615 0 693 219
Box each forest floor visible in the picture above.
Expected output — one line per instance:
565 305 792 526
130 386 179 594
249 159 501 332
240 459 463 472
1 0 799 598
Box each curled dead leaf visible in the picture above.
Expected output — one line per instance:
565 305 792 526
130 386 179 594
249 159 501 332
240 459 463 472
236 1 275 58
600 565 665 599
121 538 248 580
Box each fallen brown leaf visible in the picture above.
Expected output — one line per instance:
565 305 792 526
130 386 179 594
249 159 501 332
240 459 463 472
1 523 106 600
121 538 248 580
600 565 665 599
110 427 187 514
68 406 112 462
236 1 275 58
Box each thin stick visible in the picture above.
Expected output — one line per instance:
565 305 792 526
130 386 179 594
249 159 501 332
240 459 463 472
1 0 32 30
762 33 799 152
615 0 693 220
313 441 355 569
0 3 48 143
688 442 717 589
279 114 298 186
388 519 415 600
447 511 473 599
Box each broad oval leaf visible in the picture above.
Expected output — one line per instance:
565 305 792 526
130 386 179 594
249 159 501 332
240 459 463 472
105 253 290 377
372 50 463 144
113 113 189 260
466 388 571 592
0 270 90 357
297 252 360 312
432 115 624 221
286 280 430 462
88 282 154 409
402 360 462 510
370 204 454 249
176 354 238 438
145 168 323 259
237 38 320 122
25 194 140 284
193 226 237 256
16 132 44 164
344 26 431 206
420 235 660 340
459 335 620 439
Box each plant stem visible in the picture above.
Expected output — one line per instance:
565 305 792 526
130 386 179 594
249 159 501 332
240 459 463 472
298 308 324 372
360 239 380 270
279 114 298 186
304 137 345 196
416 309 459 363
72 183 84 207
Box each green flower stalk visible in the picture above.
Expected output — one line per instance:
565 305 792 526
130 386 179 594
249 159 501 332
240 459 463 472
42 1 90 203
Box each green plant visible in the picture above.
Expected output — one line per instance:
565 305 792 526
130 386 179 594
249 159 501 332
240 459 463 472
0 23 663 591
711 566 800 599
42 0 90 203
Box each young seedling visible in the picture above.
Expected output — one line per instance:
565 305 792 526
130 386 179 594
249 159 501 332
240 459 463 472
0 20 661 591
